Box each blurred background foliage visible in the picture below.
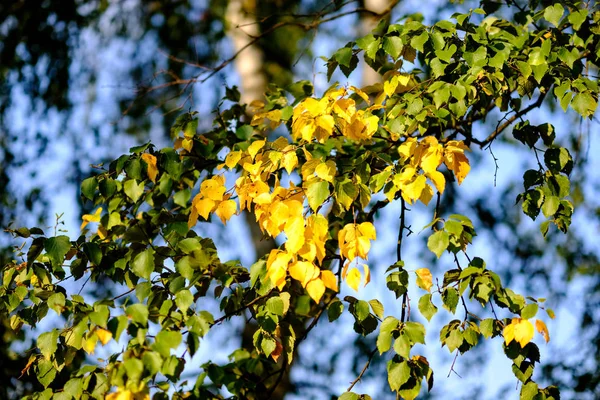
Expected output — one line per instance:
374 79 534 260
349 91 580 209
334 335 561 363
1 0 599 398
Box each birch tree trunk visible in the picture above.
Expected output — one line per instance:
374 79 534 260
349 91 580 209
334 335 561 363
361 0 394 86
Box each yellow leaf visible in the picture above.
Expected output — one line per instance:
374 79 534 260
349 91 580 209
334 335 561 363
419 184 434 205
339 222 376 261
333 98 356 122
349 85 370 104
341 261 350 279
83 333 98 355
96 327 113 345
363 264 370 286
306 278 326 303
282 149 298 175
415 268 433 292
106 390 134 400
81 207 103 230
384 75 399 97
201 178 226 201
320 270 338 292
188 203 199 228
224 150 243 169
266 250 292 289
215 200 237 224
402 174 427 204
285 216 306 253
444 141 471 185
419 140 443 174
397 74 411 86
503 321 515 345
535 319 550 343
315 161 336 182
182 138 193 152
248 140 266 160
346 268 362 291
140 153 158 183
504 318 534 347
398 138 417 160
194 198 216 220
426 170 446 194
357 222 376 240
289 261 318 287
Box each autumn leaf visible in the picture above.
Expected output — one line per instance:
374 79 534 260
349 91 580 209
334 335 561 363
215 199 237 224
282 148 298 175
346 267 362 291
141 153 158 182
415 268 433 292
289 260 318 287
339 222 377 261
535 319 550 343
321 270 338 292
444 140 470 184
81 207 103 230
96 327 113 345
504 318 535 347
306 278 326 303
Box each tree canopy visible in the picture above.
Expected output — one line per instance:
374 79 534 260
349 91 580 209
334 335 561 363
2 0 600 399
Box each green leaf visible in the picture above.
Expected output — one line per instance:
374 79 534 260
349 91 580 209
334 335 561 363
521 303 538 319
480 319 495 339
48 292 66 315
124 358 144 382
393 333 411 358
338 393 359 400
568 9 588 31
142 351 164 375
383 36 403 59
81 177 98 201
38 329 59 360
520 381 539 400
266 296 284 316
132 248 155 280
44 236 71 269
124 179 145 202
356 34 381 59
411 31 429 52
542 196 560 217
175 289 194 314
126 303 149 325
377 317 399 354
427 230 449 258
388 360 411 391
36 358 56 388
328 299 344 322
334 178 358 211
261 335 277 356
306 180 330 211
442 286 459 313
64 378 83 398
404 322 426 345
355 300 371 322
368 299 384 319
418 294 438 322
333 47 354 68
153 330 183 358
543 4 564 27
571 91 597 118
445 328 463 352
90 305 110 328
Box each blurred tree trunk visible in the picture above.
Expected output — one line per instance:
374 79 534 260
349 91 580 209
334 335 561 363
361 0 394 87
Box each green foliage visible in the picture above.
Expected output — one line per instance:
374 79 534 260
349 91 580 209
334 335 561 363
2 1 600 399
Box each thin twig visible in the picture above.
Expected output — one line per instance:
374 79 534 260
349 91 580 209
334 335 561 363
347 348 378 392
